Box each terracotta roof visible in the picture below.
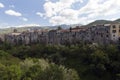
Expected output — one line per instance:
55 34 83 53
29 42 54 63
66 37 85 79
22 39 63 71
59 29 69 32
41 30 49 32
71 27 87 32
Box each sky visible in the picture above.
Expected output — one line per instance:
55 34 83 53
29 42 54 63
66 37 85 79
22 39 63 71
0 0 120 28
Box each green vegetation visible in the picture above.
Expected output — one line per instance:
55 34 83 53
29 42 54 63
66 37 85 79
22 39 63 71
0 43 120 80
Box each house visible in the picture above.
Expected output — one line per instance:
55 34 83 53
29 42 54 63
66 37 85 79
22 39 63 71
4 23 120 45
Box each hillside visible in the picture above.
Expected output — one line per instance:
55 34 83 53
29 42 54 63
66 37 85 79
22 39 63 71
87 20 112 26
115 18 120 22
0 18 120 35
0 26 44 34
0 24 82 34
87 18 120 26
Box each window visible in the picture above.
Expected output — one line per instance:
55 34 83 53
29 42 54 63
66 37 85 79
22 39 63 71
119 37 120 41
113 25 116 28
106 35 109 37
106 30 109 33
96 32 98 35
112 30 116 33
101 34 103 37
113 35 115 37
92 38 94 41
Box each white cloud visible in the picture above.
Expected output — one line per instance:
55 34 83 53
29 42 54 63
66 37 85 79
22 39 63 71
22 17 28 21
5 9 22 17
36 12 44 17
78 0 120 21
45 0 50 2
50 16 65 25
60 9 78 19
0 24 41 28
42 0 120 25
43 1 56 17
5 9 28 22
15 24 41 27
43 0 83 18
0 2 4 8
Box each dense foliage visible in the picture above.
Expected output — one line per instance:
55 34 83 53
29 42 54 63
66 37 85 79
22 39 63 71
0 43 120 80
0 56 79 80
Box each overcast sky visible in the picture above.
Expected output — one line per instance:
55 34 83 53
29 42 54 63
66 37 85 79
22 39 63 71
0 0 120 28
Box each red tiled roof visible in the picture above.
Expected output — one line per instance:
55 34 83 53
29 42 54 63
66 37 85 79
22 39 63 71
59 29 69 32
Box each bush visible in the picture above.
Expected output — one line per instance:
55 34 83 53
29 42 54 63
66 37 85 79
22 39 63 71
21 58 80 80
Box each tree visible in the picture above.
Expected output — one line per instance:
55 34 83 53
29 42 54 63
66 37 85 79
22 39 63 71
0 50 8 57
0 64 22 80
21 58 80 80
57 26 62 30
6 65 22 80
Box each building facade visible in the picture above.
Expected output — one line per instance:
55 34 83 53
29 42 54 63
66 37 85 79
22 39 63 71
4 23 120 45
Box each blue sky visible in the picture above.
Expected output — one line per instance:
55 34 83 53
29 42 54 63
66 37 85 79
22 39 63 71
0 0 120 28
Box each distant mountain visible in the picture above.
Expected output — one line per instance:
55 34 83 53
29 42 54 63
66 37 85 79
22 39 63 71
46 24 82 30
87 20 112 26
0 28 13 34
59 24 71 29
16 26 44 31
115 18 120 22
70 24 83 28
0 18 120 35
0 26 44 34
87 19 120 26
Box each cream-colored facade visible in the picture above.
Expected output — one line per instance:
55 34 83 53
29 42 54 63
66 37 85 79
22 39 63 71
110 24 120 42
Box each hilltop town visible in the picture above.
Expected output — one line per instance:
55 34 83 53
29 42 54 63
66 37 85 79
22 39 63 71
0 19 120 45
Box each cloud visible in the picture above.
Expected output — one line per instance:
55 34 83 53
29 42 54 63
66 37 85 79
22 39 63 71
60 9 78 18
78 0 120 20
45 0 50 2
36 12 44 17
42 0 120 25
0 2 4 8
50 9 80 25
5 9 28 22
0 24 41 28
50 16 65 25
43 0 83 18
15 24 41 27
22 17 28 21
43 0 84 25
5 9 22 17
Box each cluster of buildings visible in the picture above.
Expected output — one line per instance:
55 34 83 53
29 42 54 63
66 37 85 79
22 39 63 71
3 23 120 45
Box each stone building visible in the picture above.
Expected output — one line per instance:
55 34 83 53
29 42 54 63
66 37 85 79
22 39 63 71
87 23 120 45
38 30 49 45
0 35 4 44
109 23 120 42
48 30 58 45
5 32 21 45
4 23 120 45
87 25 111 45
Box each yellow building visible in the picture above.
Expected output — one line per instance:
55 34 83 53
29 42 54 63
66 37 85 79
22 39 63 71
110 23 120 42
